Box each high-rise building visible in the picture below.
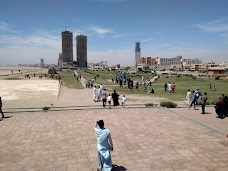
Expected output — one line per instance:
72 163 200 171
61 31 73 68
76 34 87 68
40 59 44 68
135 42 141 67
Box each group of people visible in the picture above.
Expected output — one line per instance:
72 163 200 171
93 85 126 108
215 94 228 119
164 82 176 93
186 89 208 114
209 84 216 91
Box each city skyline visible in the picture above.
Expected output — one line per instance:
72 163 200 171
0 0 228 66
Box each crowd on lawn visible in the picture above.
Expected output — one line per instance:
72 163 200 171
164 82 176 93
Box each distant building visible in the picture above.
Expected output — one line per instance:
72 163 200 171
207 67 226 77
135 42 141 67
40 59 44 68
76 34 87 68
62 31 73 68
137 57 157 66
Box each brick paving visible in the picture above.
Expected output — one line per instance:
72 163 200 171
170 106 228 134
1 108 228 171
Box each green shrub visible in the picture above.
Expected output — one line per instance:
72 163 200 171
160 101 177 108
145 103 155 107
42 106 50 111
215 76 220 80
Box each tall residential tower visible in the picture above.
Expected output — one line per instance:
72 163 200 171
135 42 141 67
61 31 73 68
76 34 87 68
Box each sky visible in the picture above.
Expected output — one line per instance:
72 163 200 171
0 0 228 66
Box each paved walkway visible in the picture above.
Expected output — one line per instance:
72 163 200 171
0 108 228 171
170 106 228 134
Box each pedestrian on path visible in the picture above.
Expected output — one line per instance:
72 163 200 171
112 90 119 107
121 95 126 107
107 94 112 109
0 97 5 118
93 86 97 102
201 92 208 114
101 89 107 108
186 89 192 106
94 120 113 171
189 91 197 109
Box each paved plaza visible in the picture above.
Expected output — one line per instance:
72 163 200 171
1 68 228 171
1 107 228 171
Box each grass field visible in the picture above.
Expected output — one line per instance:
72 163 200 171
59 70 83 89
79 70 228 102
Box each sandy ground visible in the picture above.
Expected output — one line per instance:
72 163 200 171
0 80 59 101
0 66 43 76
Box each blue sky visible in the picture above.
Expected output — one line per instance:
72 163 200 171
0 0 228 66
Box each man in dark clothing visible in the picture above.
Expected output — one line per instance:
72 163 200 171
112 90 119 107
0 97 5 118
164 82 167 92
201 92 208 114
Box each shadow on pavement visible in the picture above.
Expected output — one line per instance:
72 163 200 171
112 165 127 171
3 116 13 118
204 112 212 114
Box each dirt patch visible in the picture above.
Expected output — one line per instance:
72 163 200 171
0 80 59 101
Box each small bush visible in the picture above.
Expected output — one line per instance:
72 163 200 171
215 76 220 80
192 76 196 79
145 103 154 108
42 107 50 111
160 101 177 108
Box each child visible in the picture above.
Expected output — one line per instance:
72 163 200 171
122 95 126 107
107 94 112 109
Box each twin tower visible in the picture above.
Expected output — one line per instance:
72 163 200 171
60 31 87 68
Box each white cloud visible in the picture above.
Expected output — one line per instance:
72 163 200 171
90 26 112 37
142 38 153 43
111 34 126 38
0 21 10 31
195 18 228 32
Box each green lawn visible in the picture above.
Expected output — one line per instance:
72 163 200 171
151 75 228 102
59 70 83 89
78 70 227 102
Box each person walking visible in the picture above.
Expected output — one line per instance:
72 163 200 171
164 82 167 92
121 95 126 108
93 86 97 102
112 90 119 107
167 82 172 93
201 92 208 114
171 82 176 93
0 97 5 119
189 91 197 109
107 94 112 109
186 89 192 106
135 82 139 91
101 89 107 108
94 120 113 171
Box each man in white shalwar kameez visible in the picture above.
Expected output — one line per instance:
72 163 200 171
186 89 192 105
94 120 113 171
167 82 172 93
93 86 97 102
